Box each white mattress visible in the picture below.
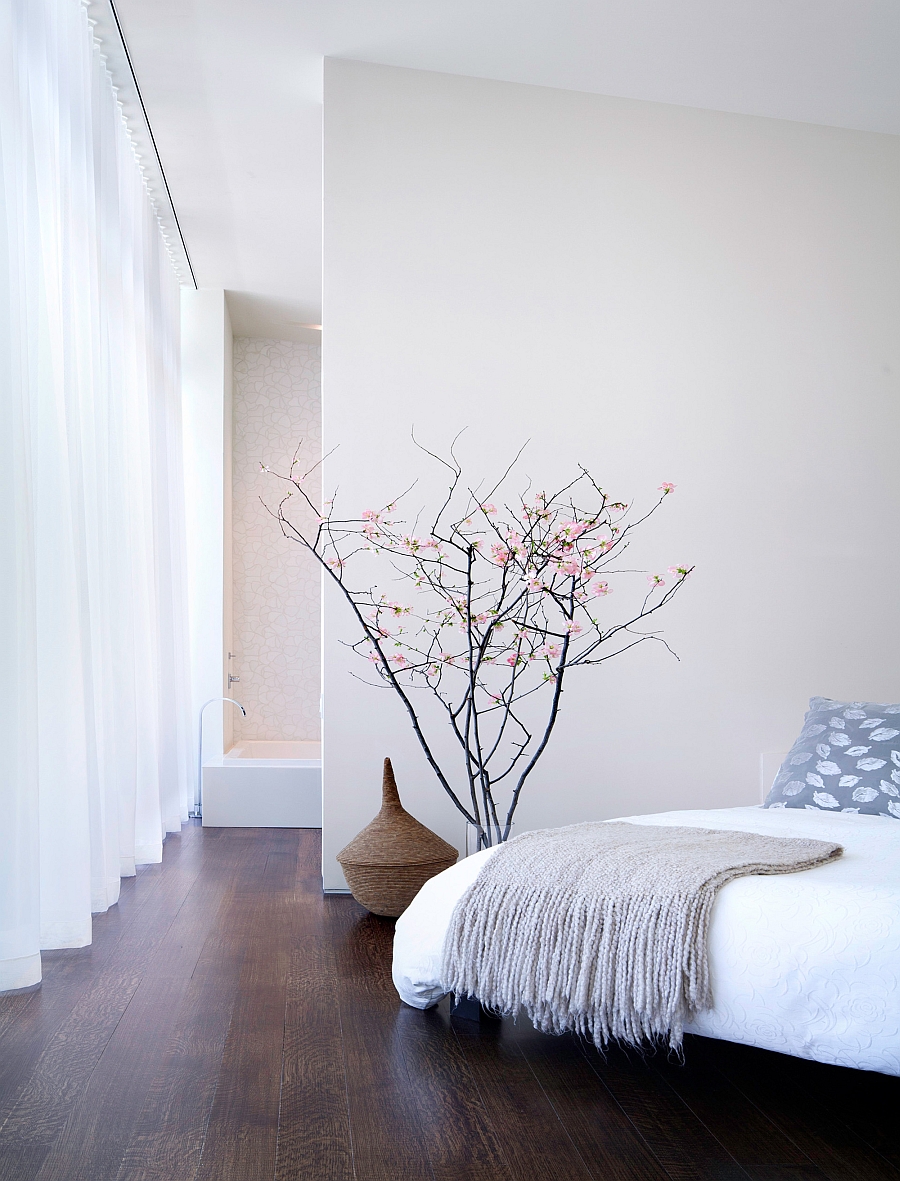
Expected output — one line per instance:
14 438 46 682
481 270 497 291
392 806 900 1076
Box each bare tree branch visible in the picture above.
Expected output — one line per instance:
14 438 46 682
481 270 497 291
267 441 690 847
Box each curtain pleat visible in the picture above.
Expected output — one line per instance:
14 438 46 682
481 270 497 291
0 0 192 989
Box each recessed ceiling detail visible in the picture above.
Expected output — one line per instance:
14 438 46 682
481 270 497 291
112 0 900 336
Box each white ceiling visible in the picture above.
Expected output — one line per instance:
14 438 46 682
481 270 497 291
114 0 900 341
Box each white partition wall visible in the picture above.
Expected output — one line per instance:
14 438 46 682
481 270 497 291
321 60 900 890
181 289 234 787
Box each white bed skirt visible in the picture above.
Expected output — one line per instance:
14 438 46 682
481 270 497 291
392 806 900 1077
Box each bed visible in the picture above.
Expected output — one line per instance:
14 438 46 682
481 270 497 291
392 805 900 1076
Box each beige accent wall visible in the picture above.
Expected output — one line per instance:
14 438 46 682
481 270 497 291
231 338 321 742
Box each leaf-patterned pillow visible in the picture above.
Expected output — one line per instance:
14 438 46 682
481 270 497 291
764 697 900 819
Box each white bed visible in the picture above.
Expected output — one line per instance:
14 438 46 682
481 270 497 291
393 806 900 1076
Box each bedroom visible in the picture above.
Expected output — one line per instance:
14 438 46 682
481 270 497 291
0 1 898 1178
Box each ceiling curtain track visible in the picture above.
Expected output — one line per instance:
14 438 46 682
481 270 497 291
0 0 193 990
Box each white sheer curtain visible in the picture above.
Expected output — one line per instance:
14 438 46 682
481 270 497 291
0 0 193 990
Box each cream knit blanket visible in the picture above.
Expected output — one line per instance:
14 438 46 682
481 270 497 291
441 822 842 1048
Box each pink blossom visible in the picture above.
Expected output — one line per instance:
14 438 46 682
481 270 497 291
490 543 511 565
504 530 524 556
558 559 580 577
565 620 583 636
667 565 691 579
558 520 589 540
591 581 610 597
647 574 665 587
506 654 519 666
526 578 543 593
658 482 675 495
361 509 380 521
480 502 498 515
390 653 408 667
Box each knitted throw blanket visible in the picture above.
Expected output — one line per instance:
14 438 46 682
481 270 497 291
441 822 842 1048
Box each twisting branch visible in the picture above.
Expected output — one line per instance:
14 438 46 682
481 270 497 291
265 448 691 848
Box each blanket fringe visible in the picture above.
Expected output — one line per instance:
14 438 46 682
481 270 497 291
441 822 842 1049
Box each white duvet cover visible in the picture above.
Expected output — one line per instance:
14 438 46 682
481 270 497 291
392 806 900 1076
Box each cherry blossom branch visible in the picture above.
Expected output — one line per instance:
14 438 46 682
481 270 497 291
264 449 689 845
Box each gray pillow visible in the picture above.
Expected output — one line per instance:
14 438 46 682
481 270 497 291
764 697 900 818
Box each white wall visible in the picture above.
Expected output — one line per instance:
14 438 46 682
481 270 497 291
181 289 233 795
322 60 900 889
232 338 322 741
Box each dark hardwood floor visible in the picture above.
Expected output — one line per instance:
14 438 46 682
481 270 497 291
0 823 897 1181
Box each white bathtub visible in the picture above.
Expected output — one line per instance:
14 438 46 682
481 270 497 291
201 739 322 828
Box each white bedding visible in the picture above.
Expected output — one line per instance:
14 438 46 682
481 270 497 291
392 806 900 1076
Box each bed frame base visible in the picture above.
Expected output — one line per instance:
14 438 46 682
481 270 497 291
450 996 499 1021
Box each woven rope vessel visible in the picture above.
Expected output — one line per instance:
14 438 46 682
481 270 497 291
337 758 458 917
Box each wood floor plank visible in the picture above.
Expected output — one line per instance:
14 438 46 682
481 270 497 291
0 828 211 1181
0 829 196 1126
25 831 246 1181
691 1036 900 1181
194 831 298 1181
508 1021 671 1181
113 832 272 1181
649 1040 829 1181
393 1002 516 1181
327 902 433 1181
579 1041 750 1181
779 1053 900 1173
270 828 354 1181
274 934 355 1181
450 1013 595 1181
0 992 37 1041
112 916 245 1181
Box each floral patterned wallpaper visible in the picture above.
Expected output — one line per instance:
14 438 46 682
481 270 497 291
232 338 321 741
